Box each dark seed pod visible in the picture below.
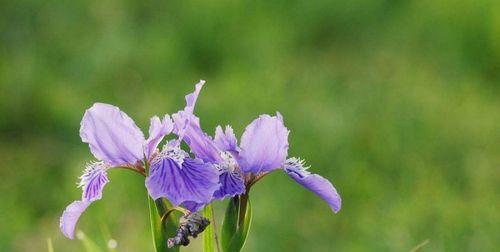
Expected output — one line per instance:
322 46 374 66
167 212 210 248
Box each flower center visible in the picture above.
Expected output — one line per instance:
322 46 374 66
152 142 189 166
78 161 108 189
214 151 238 173
284 157 310 177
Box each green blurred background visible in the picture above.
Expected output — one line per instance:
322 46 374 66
1 0 499 251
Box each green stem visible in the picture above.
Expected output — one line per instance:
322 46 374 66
46 238 54 252
238 194 249 226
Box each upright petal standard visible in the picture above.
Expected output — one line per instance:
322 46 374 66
214 125 238 153
80 103 145 166
238 114 289 174
144 115 174 159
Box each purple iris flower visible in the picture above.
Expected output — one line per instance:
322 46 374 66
144 81 221 212
60 81 220 239
174 83 342 213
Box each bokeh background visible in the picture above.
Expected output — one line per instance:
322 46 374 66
1 0 499 251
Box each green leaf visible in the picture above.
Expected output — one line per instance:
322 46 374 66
227 198 252 252
148 196 179 252
221 195 253 252
221 197 239 251
149 196 165 252
203 204 215 252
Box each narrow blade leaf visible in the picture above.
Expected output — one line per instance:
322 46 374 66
203 204 215 252
149 196 165 252
227 198 252 252
148 196 179 252
221 197 239 251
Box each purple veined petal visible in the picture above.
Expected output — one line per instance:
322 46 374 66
80 103 145 166
145 157 220 206
144 115 174 159
182 201 206 212
61 162 111 239
238 113 289 174
79 161 110 202
284 158 341 213
214 125 239 154
286 171 342 213
184 80 206 114
60 200 91 239
213 170 245 200
213 151 245 199
172 111 221 163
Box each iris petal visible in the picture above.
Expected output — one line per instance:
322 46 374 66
285 163 341 213
214 125 238 154
145 157 220 206
213 170 245 199
80 103 145 166
238 113 289 174
172 81 221 163
144 115 173 159
174 112 221 163
184 80 205 114
79 162 109 202
60 200 91 239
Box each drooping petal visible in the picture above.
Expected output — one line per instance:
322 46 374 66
238 113 289 174
80 103 145 166
61 162 111 239
145 156 220 206
60 200 91 239
144 115 174 159
78 161 110 202
172 111 221 163
214 125 238 154
284 158 341 213
184 80 205 114
213 170 245 199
